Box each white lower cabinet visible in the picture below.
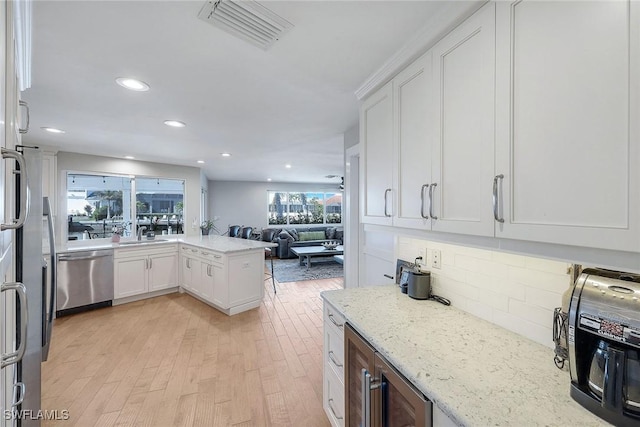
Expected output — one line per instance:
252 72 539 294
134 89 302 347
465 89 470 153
180 244 263 315
323 301 345 427
114 246 178 299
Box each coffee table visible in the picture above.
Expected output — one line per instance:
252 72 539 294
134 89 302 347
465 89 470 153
290 245 344 270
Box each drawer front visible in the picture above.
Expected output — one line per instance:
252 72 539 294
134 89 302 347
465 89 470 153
324 301 345 337
325 326 345 381
324 365 345 427
199 249 225 265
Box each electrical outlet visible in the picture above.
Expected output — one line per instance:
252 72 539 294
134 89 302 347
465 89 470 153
432 249 441 269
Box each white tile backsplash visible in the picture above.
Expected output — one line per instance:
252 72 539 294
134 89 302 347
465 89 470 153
398 237 572 348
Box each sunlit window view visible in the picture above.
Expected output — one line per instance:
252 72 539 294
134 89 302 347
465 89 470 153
268 191 342 225
66 173 184 240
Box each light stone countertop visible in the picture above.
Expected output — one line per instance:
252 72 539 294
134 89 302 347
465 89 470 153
321 285 610 427
56 234 277 254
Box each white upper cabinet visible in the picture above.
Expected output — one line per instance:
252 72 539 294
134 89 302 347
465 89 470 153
361 82 393 225
495 1 640 252
393 53 433 230
430 3 496 237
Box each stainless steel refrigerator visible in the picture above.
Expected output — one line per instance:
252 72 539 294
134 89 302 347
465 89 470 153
2 146 56 426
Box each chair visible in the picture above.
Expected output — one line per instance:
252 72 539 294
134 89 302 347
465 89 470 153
228 225 241 237
265 247 276 294
240 226 253 239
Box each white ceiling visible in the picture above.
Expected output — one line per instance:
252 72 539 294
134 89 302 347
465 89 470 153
23 0 477 183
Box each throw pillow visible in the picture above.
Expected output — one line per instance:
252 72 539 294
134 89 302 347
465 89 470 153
298 231 326 241
279 229 294 242
289 228 299 241
335 228 344 241
326 227 336 239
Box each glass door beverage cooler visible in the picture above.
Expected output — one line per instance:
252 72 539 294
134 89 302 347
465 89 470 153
345 324 432 427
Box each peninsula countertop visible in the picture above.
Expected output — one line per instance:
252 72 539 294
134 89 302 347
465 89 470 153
55 235 277 255
321 285 608 427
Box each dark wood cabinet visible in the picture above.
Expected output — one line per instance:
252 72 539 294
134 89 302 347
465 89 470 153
345 323 431 427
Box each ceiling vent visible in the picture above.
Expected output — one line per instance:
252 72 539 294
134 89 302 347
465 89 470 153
198 0 293 50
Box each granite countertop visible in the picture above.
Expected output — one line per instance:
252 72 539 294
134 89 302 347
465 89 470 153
56 235 277 255
322 286 609 427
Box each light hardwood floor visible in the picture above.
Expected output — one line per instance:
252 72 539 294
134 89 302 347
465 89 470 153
42 275 342 426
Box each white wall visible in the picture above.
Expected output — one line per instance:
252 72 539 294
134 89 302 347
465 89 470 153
397 236 571 348
56 152 204 240
208 180 343 234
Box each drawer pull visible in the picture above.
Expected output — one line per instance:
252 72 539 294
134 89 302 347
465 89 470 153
328 313 343 329
328 350 343 368
328 398 343 420
213 255 222 259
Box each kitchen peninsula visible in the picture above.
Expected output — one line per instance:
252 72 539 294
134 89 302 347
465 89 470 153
321 286 607 426
57 235 277 315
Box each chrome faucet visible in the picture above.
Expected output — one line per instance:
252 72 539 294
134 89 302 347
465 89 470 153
137 226 147 241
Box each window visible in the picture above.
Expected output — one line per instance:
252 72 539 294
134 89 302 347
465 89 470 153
67 174 132 239
135 178 185 235
66 173 185 239
267 191 341 225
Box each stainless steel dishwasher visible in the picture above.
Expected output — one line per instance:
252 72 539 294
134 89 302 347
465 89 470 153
57 249 114 316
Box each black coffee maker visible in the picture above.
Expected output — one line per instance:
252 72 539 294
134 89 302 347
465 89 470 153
568 268 640 426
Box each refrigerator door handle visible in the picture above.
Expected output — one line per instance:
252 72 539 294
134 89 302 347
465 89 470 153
1 148 29 230
43 196 57 361
11 382 25 407
1 282 28 368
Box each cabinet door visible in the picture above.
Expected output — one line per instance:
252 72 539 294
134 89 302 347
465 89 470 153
345 324 376 427
114 256 148 298
393 53 434 229
148 252 177 292
180 255 197 292
431 4 496 237
495 1 640 252
199 261 215 302
361 82 393 225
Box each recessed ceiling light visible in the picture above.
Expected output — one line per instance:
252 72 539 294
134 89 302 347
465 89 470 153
124 156 135 160
285 164 292 169
197 160 205 164
41 127 65 134
115 77 150 91
267 178 272 181
164 120 186 128
221 153 231 157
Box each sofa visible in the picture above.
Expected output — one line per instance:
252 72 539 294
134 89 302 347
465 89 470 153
276 226 343 259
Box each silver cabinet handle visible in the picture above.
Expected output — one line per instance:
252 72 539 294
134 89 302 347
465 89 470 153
328 313 343 329
383 188 392 217
145 258 149 269
186 258 191 269
191 249 198 253
328 398 343 420
12 382 25 408
420 184 430 219
493 174 505 223
149 257 152 270
213 254 222 259
207 264 212 277
328 350 343 368
201 251 209 256
1 149 29 230
18 100 29 134
1 282 27 369
383 274 394 280
428 183 438 220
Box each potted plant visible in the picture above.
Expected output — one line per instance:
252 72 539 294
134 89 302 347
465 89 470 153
200 219 219 236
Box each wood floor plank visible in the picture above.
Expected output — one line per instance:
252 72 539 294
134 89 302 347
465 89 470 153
42 276 340 426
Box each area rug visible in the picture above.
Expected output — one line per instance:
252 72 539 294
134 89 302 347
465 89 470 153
270 258 343 283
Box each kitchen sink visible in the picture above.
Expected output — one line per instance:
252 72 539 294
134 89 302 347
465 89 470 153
118 239 170 246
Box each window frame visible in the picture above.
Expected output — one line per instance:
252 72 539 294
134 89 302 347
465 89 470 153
267 190 342 226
